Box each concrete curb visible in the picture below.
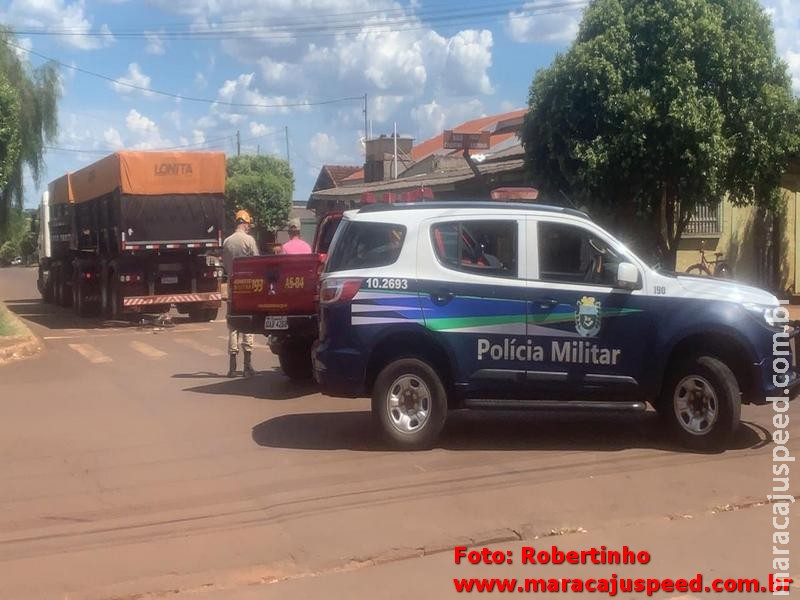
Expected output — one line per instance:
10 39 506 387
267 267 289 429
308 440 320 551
0 302 42 366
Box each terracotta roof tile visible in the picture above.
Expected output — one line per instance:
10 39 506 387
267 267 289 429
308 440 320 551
338 109 526 184
324 165 362 186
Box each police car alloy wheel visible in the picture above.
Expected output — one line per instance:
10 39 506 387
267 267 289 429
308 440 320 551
372 358 447 449
661 355 741 450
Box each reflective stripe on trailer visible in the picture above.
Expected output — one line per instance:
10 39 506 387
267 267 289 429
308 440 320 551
123 292 223 306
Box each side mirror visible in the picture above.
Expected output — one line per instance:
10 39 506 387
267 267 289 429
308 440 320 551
616 262 640 290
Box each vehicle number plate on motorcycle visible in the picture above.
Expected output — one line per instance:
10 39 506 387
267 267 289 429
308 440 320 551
264 316 289 330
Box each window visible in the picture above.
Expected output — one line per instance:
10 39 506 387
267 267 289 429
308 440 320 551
685 203 722 236
326 221 406 272
431 220 518 278
538 221 628 286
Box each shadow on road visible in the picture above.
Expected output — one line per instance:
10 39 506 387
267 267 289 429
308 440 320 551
4 298 202 331
179 368 317 401
251 410 770 454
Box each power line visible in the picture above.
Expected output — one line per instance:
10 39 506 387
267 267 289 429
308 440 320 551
45 127 287 156
10 0 489 33
10 1 588 41
12 0 581 35
3 39 366 110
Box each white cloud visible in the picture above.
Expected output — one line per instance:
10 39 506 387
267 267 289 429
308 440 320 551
249 122 274 137
4 0 114 50
194 72 208 90
192 129 205 144
103 126 124 149
148 1 496 102
443 30 494 95
145 30 165 55
507 3 580 44
124 109 172 149
112 63 154 97
787 51 800 95
125 109 158 134
761 0 800 95
411 99 486 140
12 37 33 59
215 72 305 120
371 95 406 123
309 132 339 163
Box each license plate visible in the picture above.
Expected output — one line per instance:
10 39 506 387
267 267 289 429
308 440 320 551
161 276 179 284
265 316 289 330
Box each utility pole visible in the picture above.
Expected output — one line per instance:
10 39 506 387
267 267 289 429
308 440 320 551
285 126 290 167
256 144 260 156
363 93 368 144
393 121 398 179
236 130 240 156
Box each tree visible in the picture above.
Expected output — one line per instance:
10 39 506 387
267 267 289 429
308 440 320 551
0 239 18 265
0 27 60 238
0 74 20 194
225 155 293 237
521 0 800 267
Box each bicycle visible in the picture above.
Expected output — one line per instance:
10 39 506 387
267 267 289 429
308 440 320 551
685 240 733 278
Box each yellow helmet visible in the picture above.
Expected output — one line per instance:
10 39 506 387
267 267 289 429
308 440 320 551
235 209 253 224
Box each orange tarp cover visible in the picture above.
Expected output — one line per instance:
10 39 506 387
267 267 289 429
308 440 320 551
69 151 226 203
48 173 74 205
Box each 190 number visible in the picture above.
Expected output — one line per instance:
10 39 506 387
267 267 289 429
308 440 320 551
365 278 408 290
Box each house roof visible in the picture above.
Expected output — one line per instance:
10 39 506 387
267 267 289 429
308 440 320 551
310 154 525 200
311 164 363 193
324 165 362 185
339 108 527 184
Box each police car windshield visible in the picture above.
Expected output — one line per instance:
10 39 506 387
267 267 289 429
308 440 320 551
326 221 406 272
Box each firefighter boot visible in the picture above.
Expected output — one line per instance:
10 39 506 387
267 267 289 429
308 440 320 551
243 350 255 378
227 353 237 378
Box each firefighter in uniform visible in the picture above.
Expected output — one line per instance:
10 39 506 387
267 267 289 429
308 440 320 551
223 210 259 377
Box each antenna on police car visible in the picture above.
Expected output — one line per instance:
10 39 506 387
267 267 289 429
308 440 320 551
559 189 581 212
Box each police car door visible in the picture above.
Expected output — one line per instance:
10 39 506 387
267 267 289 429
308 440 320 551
525 216 651 396
417 215 529 397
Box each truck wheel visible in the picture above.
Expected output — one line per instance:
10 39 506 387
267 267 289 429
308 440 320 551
371 358 447 450
278 342 313 380
660 355 741 450
188 307 219 322
41 272 54 303
73 274 95 317
55 266 72 308
102 276 123 319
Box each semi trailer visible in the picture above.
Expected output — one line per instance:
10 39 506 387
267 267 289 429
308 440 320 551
37 151 226 320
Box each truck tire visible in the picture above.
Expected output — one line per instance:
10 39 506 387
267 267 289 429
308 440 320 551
102 275 123 320
40 270 54 303
278 342 313 380
660 355 741 450
73 272 96 317
371 358 447 450
188 307 219 322
55 265 73 308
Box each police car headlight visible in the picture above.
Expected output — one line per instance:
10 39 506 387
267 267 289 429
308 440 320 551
742 302 782 329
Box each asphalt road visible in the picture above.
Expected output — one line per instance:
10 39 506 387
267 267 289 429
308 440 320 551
0 266 796 599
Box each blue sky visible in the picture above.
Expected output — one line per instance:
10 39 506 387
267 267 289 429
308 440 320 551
2 0 798 207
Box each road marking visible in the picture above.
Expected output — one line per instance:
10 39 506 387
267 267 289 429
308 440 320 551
129 341 167 358
67 343 113 364
42 327 214 341
174 337 225 357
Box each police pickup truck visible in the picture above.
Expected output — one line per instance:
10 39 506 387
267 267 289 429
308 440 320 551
312 202 799 450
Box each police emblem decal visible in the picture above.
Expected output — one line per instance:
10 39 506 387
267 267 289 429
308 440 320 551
575 296 601 337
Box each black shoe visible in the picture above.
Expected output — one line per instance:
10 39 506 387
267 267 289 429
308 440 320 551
243 351 255 377
227 353 237 378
